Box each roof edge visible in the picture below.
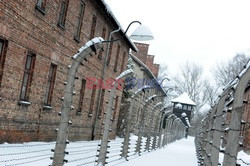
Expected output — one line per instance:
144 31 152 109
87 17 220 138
99 0 138 52
130 53 166 94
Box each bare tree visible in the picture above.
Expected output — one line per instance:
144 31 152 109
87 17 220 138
203 82 218 106
158 63 168 80
172 62 213 117
212 54 249 87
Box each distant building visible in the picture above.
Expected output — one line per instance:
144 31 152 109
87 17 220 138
170 93 196 126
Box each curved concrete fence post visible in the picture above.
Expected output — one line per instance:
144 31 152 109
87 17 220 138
223 64 250 166
52 37 103 166
204 105 217 166
121 86 151 159
210 87 231 166
97 69 134 166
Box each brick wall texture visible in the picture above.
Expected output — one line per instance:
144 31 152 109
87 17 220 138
132 42 160 78
0 0 133 143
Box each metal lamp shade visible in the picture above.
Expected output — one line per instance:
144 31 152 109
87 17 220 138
130 25 154 41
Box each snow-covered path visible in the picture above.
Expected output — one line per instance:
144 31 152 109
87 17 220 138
117 137 197 166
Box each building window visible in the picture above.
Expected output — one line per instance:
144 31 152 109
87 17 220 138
98 27 106 59
107 37 114 66
89 84 97 116
77 79 86 115
44 63 57 107
98 89 105 118
113 96 119 119
114 44 120 72
120 51 126 73
0 39 8 87
20 53 36 102
90 15 97 39
58 0 69 29
74 0 85 42
36 0 47 14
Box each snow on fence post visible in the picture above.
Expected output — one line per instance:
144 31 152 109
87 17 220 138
120 97 136 160
135 95 157 155
149 103 162 151
199 114 210 165
145 102 163 151
121 86 151 160
151 111 161 150
145 104 154 152
153 108 169 149
170 117 179 143
161 116 170 147
52 38 103 166
195 61 250 166
203 105 217 166
196 115 209 166
97 69 134 166
223 65 250 166
210 87 231 166
163 115 174 146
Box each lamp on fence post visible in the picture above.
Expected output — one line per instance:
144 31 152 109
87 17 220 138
96 21 154 166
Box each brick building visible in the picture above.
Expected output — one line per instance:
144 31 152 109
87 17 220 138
116 52 165 137
131 42 160 77
0 0 137 143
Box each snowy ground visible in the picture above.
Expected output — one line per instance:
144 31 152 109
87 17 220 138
1 136 249 166
116 137 197 166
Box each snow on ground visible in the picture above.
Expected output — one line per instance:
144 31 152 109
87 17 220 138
115 137 197 166
219 150 250 166
1 136 248 166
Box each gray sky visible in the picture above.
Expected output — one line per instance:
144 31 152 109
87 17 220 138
104 0 250 77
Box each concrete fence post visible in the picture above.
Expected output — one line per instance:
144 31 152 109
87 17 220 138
152 111 162 150
52 38 103 166
97 70 134 166
210 88 231 166
145 102 162 151
135 95 157 155
223 65 250 166
121 86 150 159
203 105 217 166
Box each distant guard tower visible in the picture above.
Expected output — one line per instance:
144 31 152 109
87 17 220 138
170 93 196 136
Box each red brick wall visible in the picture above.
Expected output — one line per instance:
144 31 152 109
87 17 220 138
0 0 130 142
132 42 159 77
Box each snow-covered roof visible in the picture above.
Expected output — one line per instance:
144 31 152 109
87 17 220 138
99 0 137 52
170 93 196 106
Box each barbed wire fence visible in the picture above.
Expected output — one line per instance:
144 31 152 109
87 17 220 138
195 62 250 166
0 39 187 166
0 82 187 166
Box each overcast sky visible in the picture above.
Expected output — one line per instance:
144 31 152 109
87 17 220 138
104 0 250 77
